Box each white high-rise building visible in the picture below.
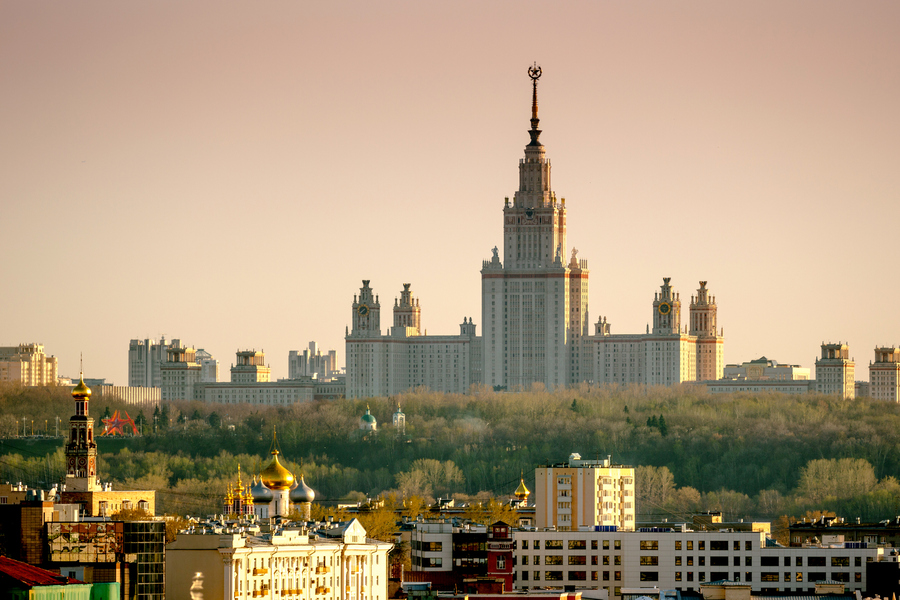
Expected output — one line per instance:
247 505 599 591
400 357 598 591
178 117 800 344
0 343 58 386
128 337 179 387
815 342 855 399
870 346 900 402
481 64 589 390
345 66 723 395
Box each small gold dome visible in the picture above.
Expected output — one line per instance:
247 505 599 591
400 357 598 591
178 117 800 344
260 450 295 491
72 376 92 399
515 478 530 499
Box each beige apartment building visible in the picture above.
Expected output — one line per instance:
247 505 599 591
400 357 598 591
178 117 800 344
869 346 900 402
160 345 201 401
0 343 58 386
815 342 855 399
534 453 635 531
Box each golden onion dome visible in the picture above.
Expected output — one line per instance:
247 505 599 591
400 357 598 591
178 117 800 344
260 450 295 491
515 478 530 499
72 376 92 399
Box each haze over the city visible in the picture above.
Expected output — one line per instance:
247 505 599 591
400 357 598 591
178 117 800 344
2 0 898 385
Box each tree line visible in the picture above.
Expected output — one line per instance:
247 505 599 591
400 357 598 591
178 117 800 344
3 381 900 523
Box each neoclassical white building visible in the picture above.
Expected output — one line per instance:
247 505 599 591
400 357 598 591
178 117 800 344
345 67 724 396
166 519 392 600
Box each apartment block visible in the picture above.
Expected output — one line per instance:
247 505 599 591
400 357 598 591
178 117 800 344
513 528 878 600
0 343 58 386
534 454 635 531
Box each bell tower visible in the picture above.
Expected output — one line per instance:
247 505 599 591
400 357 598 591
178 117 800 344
65 372 99 492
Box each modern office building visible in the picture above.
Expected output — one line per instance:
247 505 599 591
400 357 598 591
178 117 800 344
534 453 635 531
869 347 900 402
815 343 855 399
127 337 178 388
289 342 339 380
0 343 58 386
196 348 219 382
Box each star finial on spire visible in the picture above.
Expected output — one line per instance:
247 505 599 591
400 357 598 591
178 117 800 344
527 62 543 146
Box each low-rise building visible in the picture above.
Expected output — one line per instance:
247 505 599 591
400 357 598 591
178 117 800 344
166 518 392 600
723 357 810 382
512 527 878 600
408 521 514 592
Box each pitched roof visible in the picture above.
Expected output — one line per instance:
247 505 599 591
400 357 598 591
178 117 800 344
0 555 80 587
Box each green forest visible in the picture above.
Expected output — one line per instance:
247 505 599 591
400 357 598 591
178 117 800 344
3 381 900 525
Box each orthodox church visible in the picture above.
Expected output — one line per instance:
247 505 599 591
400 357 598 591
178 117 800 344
224 435 316 520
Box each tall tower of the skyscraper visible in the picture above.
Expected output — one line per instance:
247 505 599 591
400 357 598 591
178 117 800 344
652 278 681 335
690 281 724 381
393 283 421 334
350 280 381 336
65 373 99 492
816 342 855 399
482 65 589 389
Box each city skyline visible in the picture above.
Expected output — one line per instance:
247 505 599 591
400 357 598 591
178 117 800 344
2 1 898 385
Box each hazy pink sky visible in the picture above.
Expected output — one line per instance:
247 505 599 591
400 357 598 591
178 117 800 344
2 1 898 385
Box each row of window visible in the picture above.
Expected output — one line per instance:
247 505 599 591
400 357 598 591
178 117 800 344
517 570 863 584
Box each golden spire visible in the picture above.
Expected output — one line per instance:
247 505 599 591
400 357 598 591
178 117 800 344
72 354 91 399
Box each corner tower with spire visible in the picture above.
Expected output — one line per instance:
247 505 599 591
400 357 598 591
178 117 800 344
482 64 589 389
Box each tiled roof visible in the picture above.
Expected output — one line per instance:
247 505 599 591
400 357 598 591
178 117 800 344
0 555 80 587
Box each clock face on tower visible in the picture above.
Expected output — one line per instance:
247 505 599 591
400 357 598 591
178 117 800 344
357 304 369 317
658 302 672 315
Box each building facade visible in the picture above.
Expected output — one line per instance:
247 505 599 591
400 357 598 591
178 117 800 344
195 350 315 405
160 345 201 401
345 281 481 398
127 337 178 388
723 357 810 382
534 454 635 531
513 528 879 600
166 519 391 600
289 342 339 380
0 343 58 386
815 343 855 399
869 347 900 402
345 67 722 395
587 280 724 387
409 521 514 592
